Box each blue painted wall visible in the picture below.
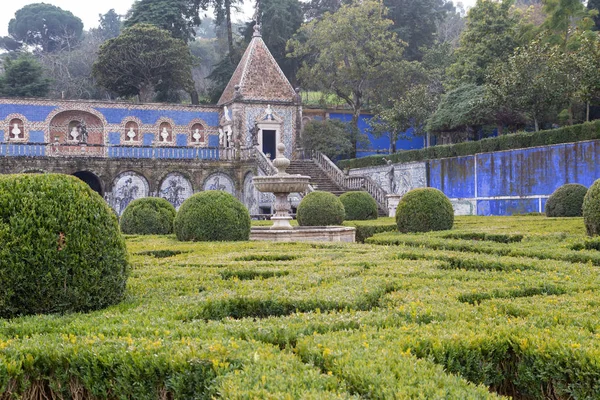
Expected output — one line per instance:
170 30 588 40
328 113 425 157
428 140 600 216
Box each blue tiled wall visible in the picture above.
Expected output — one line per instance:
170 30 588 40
109 132 121 145
108 146 219 159
176 134 187 147
477 199 540 216
0 144 45 156
429 156 475 199
29 131 45 143
0 130 3 142
0 105 57 121
94 107 219 126
143 133 154 146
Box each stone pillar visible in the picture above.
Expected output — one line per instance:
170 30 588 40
386 194 404 218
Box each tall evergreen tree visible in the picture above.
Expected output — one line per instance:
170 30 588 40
0 55 51 98
125 0 201 42
99 9 122 40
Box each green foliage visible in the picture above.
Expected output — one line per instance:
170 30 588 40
395 188 454 233
8 3 83 52
583 179 600 236
301 119 353 159
426 83 489 134
449 0 520 86
343 219 397 242
338 120 600 169
0 174 129 318
120 197 176 235
174 190 251 241
0 55 51 98
589 0 600 30
125 0 201 42
92 24 193 102
545 183 588 217
98 9 122 40
296 191 345 226
339 191 378 221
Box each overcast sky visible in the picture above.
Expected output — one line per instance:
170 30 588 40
0 0 477 38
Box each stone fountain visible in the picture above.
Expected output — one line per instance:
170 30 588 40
250 143 355 242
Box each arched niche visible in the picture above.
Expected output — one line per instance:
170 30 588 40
124 121 140 143
203 172 235 196
8 118 25 141
190 123 205 145
111 171 149 215
49 110 104 144
73 171 104 196
159 173 193 210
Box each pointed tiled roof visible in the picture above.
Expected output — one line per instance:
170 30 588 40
217 25 297 106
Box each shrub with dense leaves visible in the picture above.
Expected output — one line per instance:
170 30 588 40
0 174 129 318
396 188 454 233
174 190 250 241
297 191 345 226
120 197 176 234
583 179 600 236
339 191 378 221
545 184 588 217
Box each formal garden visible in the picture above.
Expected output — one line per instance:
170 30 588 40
0 173 599 399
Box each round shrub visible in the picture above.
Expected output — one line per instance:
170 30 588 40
120 197 176 235
545 183 588 217
396 188 454 233
583 179 600 236
0 174 129 318
297 191 345 226
174 190 250 241
339 191 378 221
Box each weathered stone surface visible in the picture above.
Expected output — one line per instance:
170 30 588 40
250 226 356 242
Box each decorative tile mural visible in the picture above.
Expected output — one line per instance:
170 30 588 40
243 173 259 214
203 173 235 195
111 171 149 215
159 173 193 210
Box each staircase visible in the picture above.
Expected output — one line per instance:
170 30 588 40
287 160 346 196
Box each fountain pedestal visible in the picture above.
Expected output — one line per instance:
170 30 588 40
251 143 355 242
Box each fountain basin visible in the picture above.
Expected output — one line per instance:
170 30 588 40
253 175 310 194
250 226 356 242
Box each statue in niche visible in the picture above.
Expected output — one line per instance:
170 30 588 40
11 123 21 139
265 105 274 120
160 127 170 142
116 178 139 214
78 121 88 143
70 125 80 141
218 127 225 147
161 178 186 208
127 127 136 142
250 122 259 146
193 128 202 143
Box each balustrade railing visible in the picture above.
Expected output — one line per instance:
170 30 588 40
311 150 388 209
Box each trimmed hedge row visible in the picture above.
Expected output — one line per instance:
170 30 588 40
545 184 588 217
120 197 176 235
297 191 345 226
338 120 600 170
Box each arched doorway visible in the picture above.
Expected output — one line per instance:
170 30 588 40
73 171 103 196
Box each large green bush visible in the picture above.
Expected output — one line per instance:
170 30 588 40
339 191 378 221
338 120 600 169
0 174 129 318
396 188 454 233
174 190 250 241
120 197 176 234
297 191 345 226
545 183 588 217
583 179 600 236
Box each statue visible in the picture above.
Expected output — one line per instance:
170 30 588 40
127 127 136 142
70 125 80 141
78 121 88 143
250 122 259 146
193 128 202 143
160 127 169 142
11 123 21 139
218 127 225 147
265 105 274 120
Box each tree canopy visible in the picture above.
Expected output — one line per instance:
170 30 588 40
92 24 194 102
125 0 201 42
301 119 353 159
8 3 83 52
99 9 122 40
0 55 51 98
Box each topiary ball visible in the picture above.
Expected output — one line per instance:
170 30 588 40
545 183 588 217
396 188 454 233
174 190 250 241
120 197 176 235
583 179 600 236
297 191 345 226
339 191 378 221
0 174 129 318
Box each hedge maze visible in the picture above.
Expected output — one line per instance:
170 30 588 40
1 216 599 399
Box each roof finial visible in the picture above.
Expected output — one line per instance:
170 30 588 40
253 23 261 37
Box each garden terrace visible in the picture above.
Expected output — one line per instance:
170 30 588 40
1 216 599 399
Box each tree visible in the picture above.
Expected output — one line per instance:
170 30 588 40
125 0 201 42
570 31 600 121
383 0 453 61
301 119 353 159
0 55 50 98
92 24 194 102
448 0 520 86
589 0 600 30
8 3 83 52
98 9 122 40
541 0 590 45
288 1 405 157
487 39 572 131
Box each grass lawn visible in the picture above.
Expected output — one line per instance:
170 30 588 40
1 216 599 399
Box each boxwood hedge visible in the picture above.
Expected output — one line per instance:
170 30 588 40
339 191 378 221
545 183 588 217
583 179 600 236
0 174 129 318
120 197 176 235
297 191 345 226
395 188 454 233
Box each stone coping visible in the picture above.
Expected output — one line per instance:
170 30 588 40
250 226 356 243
